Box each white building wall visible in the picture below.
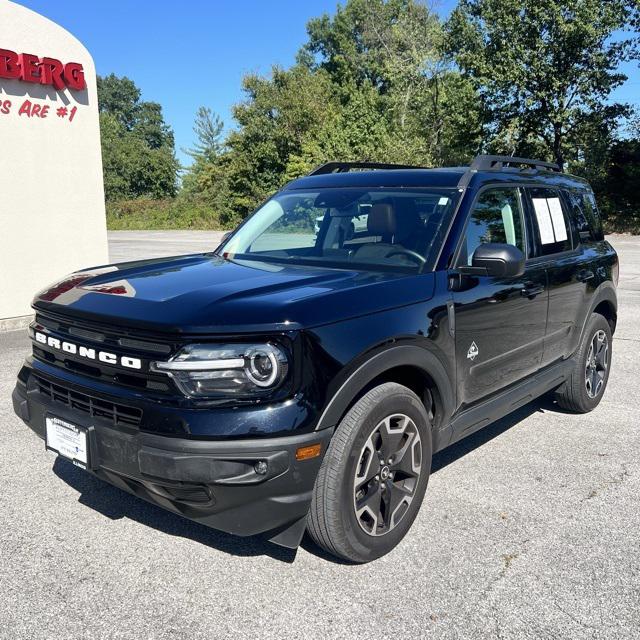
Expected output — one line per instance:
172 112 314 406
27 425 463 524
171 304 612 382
0 0 107 325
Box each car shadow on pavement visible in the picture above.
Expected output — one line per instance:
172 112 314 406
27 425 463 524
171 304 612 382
431 393 562 473
52 393 562 564
51 457 298 563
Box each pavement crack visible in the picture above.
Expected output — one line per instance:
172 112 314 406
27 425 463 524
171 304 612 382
582 463 631 502
476 538 531 640
551 600 608 635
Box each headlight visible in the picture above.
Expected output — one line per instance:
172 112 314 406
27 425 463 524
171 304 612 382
151 343 289 399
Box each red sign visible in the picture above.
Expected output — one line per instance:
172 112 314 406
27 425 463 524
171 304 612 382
0 48 86 91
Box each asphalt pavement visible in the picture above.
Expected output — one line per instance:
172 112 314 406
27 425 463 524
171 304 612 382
0 232 638 640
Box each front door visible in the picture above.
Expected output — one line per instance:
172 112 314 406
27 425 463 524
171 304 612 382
451 186 549 409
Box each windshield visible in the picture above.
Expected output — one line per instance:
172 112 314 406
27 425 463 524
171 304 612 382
220 187 460 272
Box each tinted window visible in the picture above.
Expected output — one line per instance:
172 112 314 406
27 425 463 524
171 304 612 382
528 187 573 256
458 187 525 266
563 190 592 241
582 191 604 241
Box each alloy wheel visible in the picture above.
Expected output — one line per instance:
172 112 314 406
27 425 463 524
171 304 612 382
353 414 422 536
585 329 609 399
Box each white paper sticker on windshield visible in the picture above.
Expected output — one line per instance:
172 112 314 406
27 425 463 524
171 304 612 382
547 197 568 242
438 197 450 206
532 198 555 245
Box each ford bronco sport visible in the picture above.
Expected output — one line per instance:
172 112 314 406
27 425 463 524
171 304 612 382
12 155 618 563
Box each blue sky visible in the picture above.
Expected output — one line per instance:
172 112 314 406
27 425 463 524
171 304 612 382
16 0 639 167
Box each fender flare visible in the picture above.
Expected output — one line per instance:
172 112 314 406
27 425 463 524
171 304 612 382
315 344 455 433
579 282 618 343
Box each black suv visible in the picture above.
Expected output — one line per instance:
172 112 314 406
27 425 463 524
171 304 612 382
12 155 618 563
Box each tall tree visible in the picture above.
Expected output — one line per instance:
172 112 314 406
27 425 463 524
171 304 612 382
185 107 224 164
97 74 179 200
181 107 225 197
446 0 638 169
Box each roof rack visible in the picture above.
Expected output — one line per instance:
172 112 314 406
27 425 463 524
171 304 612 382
470 155 561 173
307 155 561 185
308 161 421 176
457 154 561 188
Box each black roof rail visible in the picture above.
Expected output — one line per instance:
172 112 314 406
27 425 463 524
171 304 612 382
457 154 562 188
308 161 422 176
471 154 561 172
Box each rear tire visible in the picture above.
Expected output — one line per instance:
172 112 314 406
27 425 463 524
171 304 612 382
555 313 612 413
307 382 432 563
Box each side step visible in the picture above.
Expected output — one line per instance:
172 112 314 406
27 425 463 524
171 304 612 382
445 359 571 449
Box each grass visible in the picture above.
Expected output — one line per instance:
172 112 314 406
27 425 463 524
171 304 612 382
106 198 227 231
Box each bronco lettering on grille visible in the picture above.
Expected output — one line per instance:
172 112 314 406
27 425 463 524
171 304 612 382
34 331 142 370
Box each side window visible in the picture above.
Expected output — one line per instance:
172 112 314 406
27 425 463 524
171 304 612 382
564 189 593 242
458 187 525 266
528 187 573 256
582 191 604 241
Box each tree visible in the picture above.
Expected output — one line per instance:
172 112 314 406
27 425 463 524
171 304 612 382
301 0 482 165
586 114 640 230
180 107 225 198
225 64 341 217
97 74 140 130
185 107 224 164
97 74 179 200
446 0 638 170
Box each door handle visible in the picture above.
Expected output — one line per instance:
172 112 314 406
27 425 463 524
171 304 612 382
521 283 545 299
577 269 595 282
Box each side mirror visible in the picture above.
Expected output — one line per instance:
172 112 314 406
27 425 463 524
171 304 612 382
470 243 525 278
220 231 231 243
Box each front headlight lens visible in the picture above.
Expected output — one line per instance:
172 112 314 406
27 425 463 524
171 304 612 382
151 343 289 398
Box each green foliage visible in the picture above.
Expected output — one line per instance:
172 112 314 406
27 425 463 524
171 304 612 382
107 0 639 232
588 120 640 232
98 74 179 201
106 198 225 230
445 0 638 169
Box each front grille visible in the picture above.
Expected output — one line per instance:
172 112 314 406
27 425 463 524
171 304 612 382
33 375 143 427
32 311 177 394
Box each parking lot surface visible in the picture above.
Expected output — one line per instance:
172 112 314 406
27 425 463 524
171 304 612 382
1 233 638 640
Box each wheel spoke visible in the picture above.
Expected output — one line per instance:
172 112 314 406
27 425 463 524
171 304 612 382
378 416 406 460
391 437 420 478
356 481 382 514
385 482 412 528
354 435 379 490
591 369 599 395
595 336 608 368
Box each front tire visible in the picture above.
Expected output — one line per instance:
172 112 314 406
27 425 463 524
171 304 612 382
555 313 612 413
307 382 432 563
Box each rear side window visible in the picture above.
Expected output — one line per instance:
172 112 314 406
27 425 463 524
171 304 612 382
563 190 592 241
582 191 604 241
563 189 603 242
458 187 525 266
528 187 573 256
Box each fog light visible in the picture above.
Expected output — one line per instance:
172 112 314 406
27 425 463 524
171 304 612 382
254 460 268 475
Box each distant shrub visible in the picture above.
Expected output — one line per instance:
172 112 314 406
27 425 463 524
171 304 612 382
106 198 228 230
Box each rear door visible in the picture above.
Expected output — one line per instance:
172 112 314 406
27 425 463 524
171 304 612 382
524 187 587 367
451 186 548 408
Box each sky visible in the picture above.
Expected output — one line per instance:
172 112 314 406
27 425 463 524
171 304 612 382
15 0 639 167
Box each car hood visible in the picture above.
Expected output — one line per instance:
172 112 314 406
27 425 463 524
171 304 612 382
32 253 435 334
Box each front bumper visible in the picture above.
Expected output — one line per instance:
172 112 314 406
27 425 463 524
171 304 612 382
12 369 333 548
